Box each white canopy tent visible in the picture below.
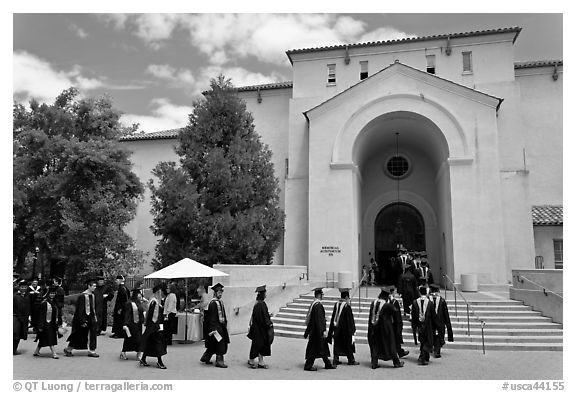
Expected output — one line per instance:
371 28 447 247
144 257 228 342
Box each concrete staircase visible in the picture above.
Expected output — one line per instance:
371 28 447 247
271 291 563 351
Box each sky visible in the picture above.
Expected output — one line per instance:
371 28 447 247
13 13 563 134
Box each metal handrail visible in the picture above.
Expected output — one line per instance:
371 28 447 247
515 274 563 299
350 272 369 314
443 274 487 354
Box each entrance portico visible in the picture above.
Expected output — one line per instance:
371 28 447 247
305 61 507 286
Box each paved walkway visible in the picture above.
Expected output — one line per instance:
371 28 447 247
13 328 562 380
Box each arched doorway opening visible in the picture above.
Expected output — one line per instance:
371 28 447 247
374 202 425 284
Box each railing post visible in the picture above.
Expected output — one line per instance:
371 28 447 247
358 284 361 314
443 275 447 300
454 285 457 318
466 304 470 336
481 322 486 355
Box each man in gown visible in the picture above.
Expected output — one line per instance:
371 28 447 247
64 278 99 357
303 288 335 371
13 280 30 355
247 285 273 369
429 284 453 358
411 285 437 365
368 287 404 369
200 283 230 368
327 289 359 366
111 275 130 338
94 276 114 335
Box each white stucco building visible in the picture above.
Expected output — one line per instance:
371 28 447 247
121 27 563 287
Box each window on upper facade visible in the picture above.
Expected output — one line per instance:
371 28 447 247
462 51 473 73
360 61 368 80
327 64 336 84
553 239 563 269
426 55 436 74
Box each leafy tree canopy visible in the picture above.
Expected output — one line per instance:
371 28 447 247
13 88 145 281
150 76 285 269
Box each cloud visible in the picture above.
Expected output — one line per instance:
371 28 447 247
199 65 283 91
120 98 190 133
69 24 88 39
13 51 103 104
146 64 195 86
100 14 415 66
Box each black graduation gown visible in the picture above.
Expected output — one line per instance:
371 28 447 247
249 300 272 358
304 301 330 360
36 300 58 347
397 271 418 312
122 300 144 352
113 284 130 335
28 285 43 329
94 284 114 332
67 293 97 349
368 300 398 361
13 292 30 340
327 300 356 357
416 267 434 286
206 299 230 356
431 295 453 346
411 297 436 353
141 299 167 357
391 298 404 348
54 286 65 325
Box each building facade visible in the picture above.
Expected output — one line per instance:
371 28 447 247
120 27 563 286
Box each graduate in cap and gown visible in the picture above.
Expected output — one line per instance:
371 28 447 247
411 285 437 365
247 285 273 369
13 280 31 355
33 286 59 359
120 289 145 361
111 275 130 338
303 288 335 371
200 283 231 368
327 289 359 366
429 284 453 358
64 278 99 357
388 285 409 358
416 259 434 289
397 264 418 315
94 276 114 334
139 284 167 369
368 287 404 369
52 277 66 328
28 278 42 332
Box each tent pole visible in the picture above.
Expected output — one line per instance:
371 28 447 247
185 277 189 342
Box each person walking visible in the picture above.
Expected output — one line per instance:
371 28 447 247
327 288 359 366
368 287 404 369
52 277 66 329
94 276 114 335
33 286 59 359
429 284 453 358
411 285 437 365
28 278 42 332
64 278 99 358
247 285 273 369
162 284 178 346
303 287 335 371
200 283 230 368
111 275 130 338
397 265 418 316
13 280 31 355
389 285 409 358
139 284 168 369
120 289 145 361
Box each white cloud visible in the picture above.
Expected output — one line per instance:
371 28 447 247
69 24 88 39
146 64 195 86
101 13 415 66
13 51 103 104
121 98 191 133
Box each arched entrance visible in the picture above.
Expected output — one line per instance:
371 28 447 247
374 202 425 284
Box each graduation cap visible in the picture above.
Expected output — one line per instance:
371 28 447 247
339 288 350 298
47 285 58 294
116 274 125 281
52 277 62 285
255 285 266 293
85 278 97 286
429 284 440 293
152 283 167 294
418 285 428 295
313 287 324 296
18 279 28 287
211 283 224 292
13 272 20 278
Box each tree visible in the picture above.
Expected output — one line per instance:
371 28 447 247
149 76 284 269
13 88 145 281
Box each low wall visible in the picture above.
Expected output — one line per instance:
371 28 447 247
213 264 308 287
510 269 563 323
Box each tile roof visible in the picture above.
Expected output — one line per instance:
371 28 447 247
237 81 293 92
514 60 563 69
119 128 181 141
286 27 522 60
532 205 563 226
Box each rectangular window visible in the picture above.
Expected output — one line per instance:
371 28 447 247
462 51 473 73
360 61 368 80
327 64 336 84
426 55 436 74
553 239 563 269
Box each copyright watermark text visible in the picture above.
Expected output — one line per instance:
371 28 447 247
501 382 564 391
13 382 173 393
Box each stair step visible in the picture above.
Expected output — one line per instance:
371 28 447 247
272 330 563 351
278 307 547 318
